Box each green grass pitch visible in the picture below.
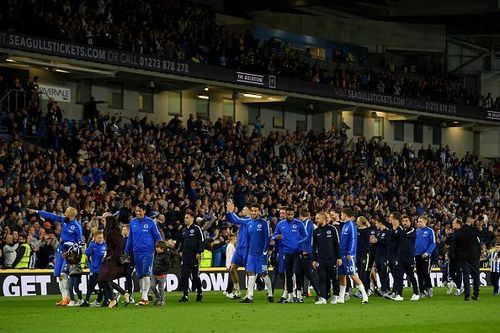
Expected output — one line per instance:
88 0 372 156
1 288 499 333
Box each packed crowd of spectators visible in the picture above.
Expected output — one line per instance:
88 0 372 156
0 105 498 269
0 0 494 109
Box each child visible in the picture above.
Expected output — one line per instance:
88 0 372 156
488 242 500 295
81 230 107 307
150 240 170 306
223 234 238 298
64 243 84 307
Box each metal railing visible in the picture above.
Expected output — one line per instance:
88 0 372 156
0 89 27 113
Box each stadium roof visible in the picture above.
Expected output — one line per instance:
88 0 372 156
225 0 500 38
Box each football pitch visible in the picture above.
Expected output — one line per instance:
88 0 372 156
1 288 498 333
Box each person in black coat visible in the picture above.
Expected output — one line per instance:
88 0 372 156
453 218 481 301
97 214 125 308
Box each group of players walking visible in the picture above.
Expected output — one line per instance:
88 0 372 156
30 199 484 307
222 203 483 304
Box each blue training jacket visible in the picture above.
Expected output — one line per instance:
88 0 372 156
126 216 162 255
272 218 308 254
414 226 436 256
226 213 269 255
85 241 107 273
340 220 357 257
301 219 314 253
38 211 82 251
226 213 249 249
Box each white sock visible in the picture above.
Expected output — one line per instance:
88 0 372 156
59 275 69 299
358 284 368 299
339 285 346 300
247 276 257 299
142 277 151 300
297 290 302 298
263 276 273 297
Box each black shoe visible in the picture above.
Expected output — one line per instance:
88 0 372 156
148 295 153 301
277 297 286 303
232 295 241 300
256 278 265 291
178 296 188 303
101 302 109 307
267 296 274 303
240 297 254 303
471 295 479 301
196 294 203 302
80 301 90 307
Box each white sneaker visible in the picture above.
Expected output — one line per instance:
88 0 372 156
454 288 463 296
90 301 100 307
362 295 369 304
345 293 350 301
67 300 77 307
427 288 433 298
337 297 345 304
330 296 338 304
410 294 420 301
76 299 83 306
393 295 404 301
225 292 235 299
286 294 294 303
315 297 327 305
447 282 455 295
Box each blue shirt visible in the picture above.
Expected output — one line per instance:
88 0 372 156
301 219 314 253
340 220 357 257
226 213 249 249
126 217 162 255
85 241 107 273
414 226 436 256
226 213 269 255
247 219 270 255
272 218 308 254
38 211 82 251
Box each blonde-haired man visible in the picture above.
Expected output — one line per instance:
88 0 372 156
29 207 82 306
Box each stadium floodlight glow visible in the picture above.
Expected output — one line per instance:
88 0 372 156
55 68 70 73
453 121 459 124
197 95 210 100
204 87 209 91
5 58 15 62
243 93 262 99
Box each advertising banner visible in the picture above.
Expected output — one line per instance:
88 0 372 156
0 268 493 297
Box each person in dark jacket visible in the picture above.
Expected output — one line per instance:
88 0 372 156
178 210 205 302
373 219 391 296
356 216 372 297
312 211 341 304
150 240 171 306
454 218 481 301
391 215 420 301
98 214 125 308
445 225 462 295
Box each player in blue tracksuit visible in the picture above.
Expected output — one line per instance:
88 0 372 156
272 207 308 303
414 215 436 297
125 203 162 305
295 209 319 301
272 210 288 303
338 208 369 304
30 207 82 305
81 230 107 307
226 201 273 303
226 206 250 299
